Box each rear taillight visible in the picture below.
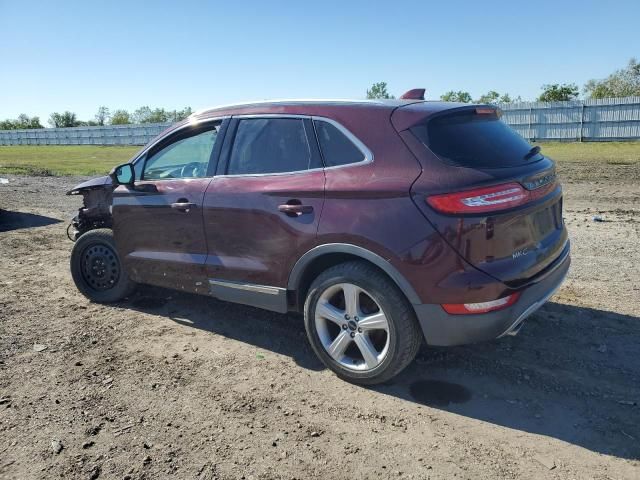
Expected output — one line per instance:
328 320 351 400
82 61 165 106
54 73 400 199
427 183 529 214
427 179 558 215
442 292 520 315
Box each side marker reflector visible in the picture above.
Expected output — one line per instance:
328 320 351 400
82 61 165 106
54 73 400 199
442 292 520 315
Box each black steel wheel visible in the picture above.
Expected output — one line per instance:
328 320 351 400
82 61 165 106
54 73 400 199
70 229 136 303
81 243 120 291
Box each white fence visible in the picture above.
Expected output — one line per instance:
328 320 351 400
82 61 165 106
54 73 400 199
0 123 171 146
499 96 640 141
1 96 640 145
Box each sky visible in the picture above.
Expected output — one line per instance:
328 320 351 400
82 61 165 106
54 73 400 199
1 0 639 123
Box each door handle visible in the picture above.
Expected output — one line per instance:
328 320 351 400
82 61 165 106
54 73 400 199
171 201 196 212
278 203 314 217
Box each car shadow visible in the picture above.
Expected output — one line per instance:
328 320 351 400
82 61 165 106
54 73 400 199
0 210 62 232
124 287 640 460
126 285 324 372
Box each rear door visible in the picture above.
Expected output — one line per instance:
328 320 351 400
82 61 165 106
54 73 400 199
112 119 226 292
202 115 325 312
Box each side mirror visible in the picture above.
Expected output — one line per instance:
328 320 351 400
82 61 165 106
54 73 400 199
109 163 135 186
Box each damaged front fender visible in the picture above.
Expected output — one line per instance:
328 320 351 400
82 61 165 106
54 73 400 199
66 175 113 194
66 175 114 241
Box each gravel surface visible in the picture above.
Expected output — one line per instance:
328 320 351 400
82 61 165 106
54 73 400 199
0 160 639 479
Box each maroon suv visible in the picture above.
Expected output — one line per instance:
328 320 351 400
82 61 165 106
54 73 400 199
68 91 570 384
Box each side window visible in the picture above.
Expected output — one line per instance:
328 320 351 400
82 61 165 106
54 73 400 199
142 124 220 180
227 118 314 175
314 120 366 167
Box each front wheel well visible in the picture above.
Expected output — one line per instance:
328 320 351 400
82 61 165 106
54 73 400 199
289 252 412 313
69 215 113 242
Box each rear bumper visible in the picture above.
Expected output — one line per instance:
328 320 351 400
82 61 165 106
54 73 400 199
414 244 570 346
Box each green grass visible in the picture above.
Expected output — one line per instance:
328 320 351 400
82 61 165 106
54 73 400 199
533 141 640 165
0 145 140 176
0 142 639 177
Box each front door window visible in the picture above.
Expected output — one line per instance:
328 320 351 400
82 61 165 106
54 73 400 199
143 126 220 180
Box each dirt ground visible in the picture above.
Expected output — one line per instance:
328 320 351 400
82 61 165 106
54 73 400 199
1 159 639 480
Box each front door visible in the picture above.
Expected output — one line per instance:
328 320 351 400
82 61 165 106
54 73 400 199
202 116 325 311
112 119 225 293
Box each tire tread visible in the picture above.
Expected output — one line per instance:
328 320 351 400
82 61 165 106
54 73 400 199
304 260 422 385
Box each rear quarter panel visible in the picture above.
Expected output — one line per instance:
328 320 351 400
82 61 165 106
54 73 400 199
316 110 424 257
316 110 508 304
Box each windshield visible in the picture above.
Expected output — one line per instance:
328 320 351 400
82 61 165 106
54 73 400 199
412 109 543 168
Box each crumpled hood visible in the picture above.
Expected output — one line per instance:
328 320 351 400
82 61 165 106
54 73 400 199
66 175 112 195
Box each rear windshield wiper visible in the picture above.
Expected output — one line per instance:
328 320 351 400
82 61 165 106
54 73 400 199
524 145 541 160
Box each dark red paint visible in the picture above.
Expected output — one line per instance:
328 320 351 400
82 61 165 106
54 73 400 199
202 170 325 287
107 99 568 313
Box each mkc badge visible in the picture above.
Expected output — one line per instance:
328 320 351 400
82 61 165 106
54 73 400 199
513 248 530 259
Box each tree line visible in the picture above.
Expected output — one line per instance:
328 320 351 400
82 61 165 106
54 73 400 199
2 58 639 130
366 58 640 103
0 106 193 131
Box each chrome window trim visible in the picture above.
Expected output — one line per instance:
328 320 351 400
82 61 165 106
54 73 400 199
214 169 325 178
215 114 373 178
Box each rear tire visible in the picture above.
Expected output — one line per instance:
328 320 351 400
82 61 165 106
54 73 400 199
304 261 422 385
70 229 136 303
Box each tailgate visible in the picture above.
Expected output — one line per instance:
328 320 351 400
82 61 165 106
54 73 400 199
400 105 569 285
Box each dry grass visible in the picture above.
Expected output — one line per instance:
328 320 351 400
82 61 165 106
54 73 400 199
0 142 639 177
534 141 640 165
0 145 140 176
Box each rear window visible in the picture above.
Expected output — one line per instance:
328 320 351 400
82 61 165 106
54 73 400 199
314 120 365 167
412 109 542 168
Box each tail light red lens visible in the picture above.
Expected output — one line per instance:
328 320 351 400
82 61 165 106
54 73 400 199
427 183 529 214
442 292 520 315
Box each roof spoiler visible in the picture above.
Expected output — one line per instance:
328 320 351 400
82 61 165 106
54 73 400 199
400 88 426 100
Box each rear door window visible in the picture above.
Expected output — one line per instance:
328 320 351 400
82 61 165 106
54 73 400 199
412 109 542 168
313 120 366 167
227 118 319 175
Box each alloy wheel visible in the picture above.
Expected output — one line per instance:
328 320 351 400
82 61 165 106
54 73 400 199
314 283 390 371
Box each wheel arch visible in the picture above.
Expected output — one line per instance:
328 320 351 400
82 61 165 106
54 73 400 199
287 243 421 311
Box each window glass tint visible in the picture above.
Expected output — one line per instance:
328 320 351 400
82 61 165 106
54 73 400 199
412 110 541 168
227 118 312 175
314 120 365 167
143 125 220 180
